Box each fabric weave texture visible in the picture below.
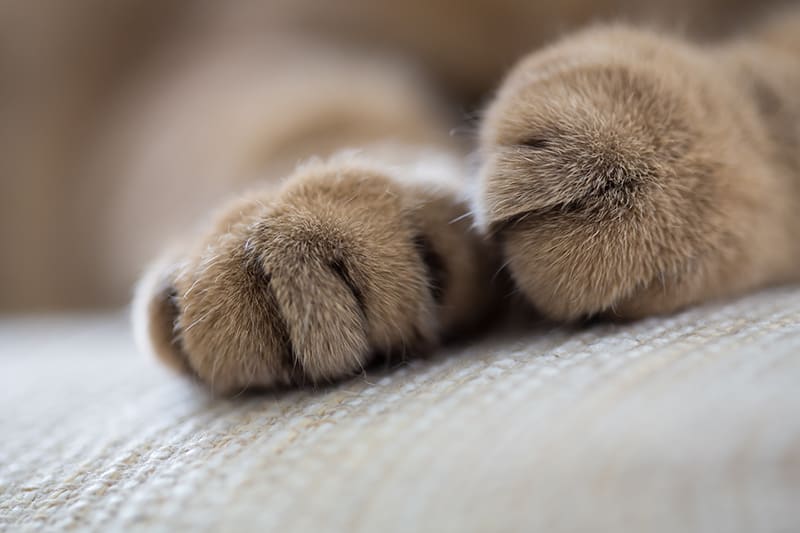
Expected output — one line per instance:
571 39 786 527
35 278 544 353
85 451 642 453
2 287 799 532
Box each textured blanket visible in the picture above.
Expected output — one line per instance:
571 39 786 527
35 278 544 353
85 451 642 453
2 287 799 532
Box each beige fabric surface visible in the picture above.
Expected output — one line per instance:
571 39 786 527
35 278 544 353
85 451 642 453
2 287 800 532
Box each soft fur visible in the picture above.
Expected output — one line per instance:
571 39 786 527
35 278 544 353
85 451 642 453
479 21 800 320
2 1 798 393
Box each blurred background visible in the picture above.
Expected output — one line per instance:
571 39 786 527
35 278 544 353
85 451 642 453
0 0 789 313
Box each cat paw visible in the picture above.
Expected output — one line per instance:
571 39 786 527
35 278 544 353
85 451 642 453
134 156 493 393
476 27 783 320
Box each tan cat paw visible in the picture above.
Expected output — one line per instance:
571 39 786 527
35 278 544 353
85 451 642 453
476 26 799 320
134 156 494 393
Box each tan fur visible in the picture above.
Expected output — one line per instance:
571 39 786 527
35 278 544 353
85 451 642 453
2 2 799 392
134 151 498 393
0 0 783 309
478 14 800 320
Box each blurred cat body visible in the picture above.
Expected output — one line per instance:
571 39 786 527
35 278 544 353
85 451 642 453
2 0 792 309
1 1 798 392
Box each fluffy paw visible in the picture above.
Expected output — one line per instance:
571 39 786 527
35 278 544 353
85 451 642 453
476 26 799 320
134 157 493 393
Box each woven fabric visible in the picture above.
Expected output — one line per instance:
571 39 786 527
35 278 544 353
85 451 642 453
2 287 800 532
